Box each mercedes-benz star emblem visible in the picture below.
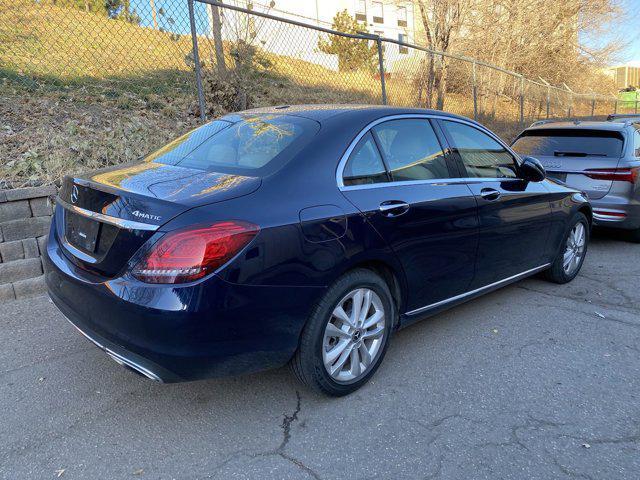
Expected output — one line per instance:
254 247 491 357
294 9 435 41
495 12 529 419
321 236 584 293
71 185 79 204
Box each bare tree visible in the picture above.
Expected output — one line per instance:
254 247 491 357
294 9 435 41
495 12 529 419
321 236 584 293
414 0 468 109
209 1 227 75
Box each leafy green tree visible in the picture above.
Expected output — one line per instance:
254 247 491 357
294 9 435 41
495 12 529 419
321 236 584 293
318 10 377 72
105 0 141 24
52 0 106 14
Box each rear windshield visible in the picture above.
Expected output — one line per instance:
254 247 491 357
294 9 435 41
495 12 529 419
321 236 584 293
146 114 319 175
512 129 624 158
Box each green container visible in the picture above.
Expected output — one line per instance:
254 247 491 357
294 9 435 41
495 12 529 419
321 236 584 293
618 90 639 110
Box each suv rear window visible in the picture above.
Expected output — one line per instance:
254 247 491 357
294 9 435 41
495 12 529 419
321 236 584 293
512 129 624 158
148 114 319 175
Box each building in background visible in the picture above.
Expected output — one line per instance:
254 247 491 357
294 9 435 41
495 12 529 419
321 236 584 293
213 0 416 71
128 0 416 72
609 62 640 89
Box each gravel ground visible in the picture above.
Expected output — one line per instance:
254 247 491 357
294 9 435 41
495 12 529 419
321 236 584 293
1 230 639 480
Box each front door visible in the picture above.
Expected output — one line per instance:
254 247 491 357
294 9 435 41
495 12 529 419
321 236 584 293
438 119 551 287
339 117 479 312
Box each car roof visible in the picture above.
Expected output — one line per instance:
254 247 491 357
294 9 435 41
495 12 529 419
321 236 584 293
235 104 471 123
524 120 628 132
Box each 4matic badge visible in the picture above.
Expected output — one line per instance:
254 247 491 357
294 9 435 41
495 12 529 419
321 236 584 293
131 210 162 221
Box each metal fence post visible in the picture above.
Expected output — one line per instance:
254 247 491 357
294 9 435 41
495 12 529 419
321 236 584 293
472 61 478 121
188 0 206 122
546 86 550 119
591 94 595 118
376 37 387 105
519 76 524 126
568 93 573 119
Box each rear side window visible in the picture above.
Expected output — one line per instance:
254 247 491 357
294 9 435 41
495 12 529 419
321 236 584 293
151 114 319 175
512 129 624 158
441 121 517 178
372 119 450 181
343 132 389 186
634 127 640 157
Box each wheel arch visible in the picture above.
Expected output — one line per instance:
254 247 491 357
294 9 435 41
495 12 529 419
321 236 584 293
578 204 593 227
342 259 406 329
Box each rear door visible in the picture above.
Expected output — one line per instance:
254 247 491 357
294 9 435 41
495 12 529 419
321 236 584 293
511 128 625 199
338 116 479 313
438 119 551 287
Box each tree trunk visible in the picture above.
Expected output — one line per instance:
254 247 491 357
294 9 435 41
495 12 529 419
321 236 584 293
209 3 227 76
425 53 436 109
436 57 447 110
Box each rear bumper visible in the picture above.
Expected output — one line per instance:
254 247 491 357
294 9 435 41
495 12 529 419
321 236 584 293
44 227 325 383
590 197 640 230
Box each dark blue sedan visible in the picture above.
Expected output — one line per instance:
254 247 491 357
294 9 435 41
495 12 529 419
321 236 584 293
44 105 591 396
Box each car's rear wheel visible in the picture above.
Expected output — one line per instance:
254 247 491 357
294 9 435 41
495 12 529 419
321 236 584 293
291 269 394 396
544 212 589 284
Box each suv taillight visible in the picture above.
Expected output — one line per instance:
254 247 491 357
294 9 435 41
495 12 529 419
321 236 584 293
132 221 259 284
584 167 639 183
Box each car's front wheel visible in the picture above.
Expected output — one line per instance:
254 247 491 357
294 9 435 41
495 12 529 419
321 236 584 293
291 269 394 396
544 212 589 283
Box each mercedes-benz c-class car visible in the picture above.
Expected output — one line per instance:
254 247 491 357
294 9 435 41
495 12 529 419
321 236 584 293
44 105 591 396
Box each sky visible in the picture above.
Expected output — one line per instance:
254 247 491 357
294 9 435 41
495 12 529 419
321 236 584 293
617 0 640 62
578 0 640 66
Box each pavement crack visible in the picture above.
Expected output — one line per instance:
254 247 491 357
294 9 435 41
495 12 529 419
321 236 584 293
212 391 321 480
278 390 301 451
546 450 595 480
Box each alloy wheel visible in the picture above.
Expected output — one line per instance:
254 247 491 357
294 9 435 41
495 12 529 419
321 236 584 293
322 288 386 383
563 222 586 275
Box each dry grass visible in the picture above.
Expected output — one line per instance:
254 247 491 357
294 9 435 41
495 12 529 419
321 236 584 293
0 0 528 187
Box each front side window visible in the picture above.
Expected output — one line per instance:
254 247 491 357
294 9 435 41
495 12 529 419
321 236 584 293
441 120 517 178
372 119 450 181
343 132 389 186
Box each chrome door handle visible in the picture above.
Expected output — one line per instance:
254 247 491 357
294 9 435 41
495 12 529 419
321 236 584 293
379 201 410 217
480 188 501 201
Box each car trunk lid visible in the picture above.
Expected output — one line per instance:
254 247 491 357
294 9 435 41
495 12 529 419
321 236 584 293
56 162 261 277
534 154 621 199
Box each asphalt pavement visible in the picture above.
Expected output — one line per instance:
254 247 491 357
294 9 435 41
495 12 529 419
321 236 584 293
1 230 639 480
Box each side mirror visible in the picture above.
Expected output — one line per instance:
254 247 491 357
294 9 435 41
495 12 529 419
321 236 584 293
519 156 546 182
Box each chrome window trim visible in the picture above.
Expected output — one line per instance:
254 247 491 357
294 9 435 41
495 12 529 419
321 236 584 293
405 263 551 316
56 197 160 231
336 113 522 191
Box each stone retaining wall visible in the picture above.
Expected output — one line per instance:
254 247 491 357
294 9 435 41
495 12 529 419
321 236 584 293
0 186 56 302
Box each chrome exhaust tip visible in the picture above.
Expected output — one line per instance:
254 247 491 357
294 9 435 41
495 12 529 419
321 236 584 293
105 349 162 382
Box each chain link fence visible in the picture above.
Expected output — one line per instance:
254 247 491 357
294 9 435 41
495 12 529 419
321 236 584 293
189 0 630 141
1 0 637 186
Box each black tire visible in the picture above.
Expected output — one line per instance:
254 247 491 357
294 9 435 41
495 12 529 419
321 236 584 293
290 269 394 397
544 212 589 284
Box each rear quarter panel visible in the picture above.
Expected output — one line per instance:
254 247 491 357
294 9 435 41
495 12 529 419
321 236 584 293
543 180 591 259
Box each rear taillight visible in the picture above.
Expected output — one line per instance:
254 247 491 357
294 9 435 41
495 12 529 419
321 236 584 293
132 221 259 284
583 167 639 183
